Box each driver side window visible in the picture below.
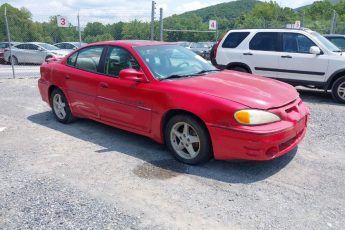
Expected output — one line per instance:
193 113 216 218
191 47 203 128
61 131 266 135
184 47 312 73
104 47 140 77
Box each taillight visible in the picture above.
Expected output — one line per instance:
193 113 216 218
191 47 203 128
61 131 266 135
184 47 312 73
214 35 224 59
214 43 219 59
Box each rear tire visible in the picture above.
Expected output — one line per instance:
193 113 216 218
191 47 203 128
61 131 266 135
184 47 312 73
165 114 212 165
331 76 345 104
50 88 75 123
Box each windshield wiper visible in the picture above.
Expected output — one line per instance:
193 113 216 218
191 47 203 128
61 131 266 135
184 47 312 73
194 69 221 75
163 74 191 80
162 69 221 80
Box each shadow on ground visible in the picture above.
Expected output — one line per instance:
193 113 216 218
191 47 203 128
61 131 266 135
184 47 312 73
297 88 339 105
28 111 298 184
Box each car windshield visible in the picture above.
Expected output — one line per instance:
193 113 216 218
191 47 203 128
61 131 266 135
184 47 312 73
310 32 342 52
135 45 217 80
38 43 60 50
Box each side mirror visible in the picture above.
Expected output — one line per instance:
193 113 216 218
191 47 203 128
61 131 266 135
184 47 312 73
38 47 44 51
119 68 149 83
310 46 321 55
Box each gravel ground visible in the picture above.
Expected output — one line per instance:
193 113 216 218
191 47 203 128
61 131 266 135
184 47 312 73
0 78 344 229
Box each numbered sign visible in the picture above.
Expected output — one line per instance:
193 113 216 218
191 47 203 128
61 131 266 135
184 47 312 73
294 21 301 29
209 20 217 30
57 16 69 28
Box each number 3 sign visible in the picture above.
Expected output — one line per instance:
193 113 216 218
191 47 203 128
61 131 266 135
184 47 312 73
57 16 69 28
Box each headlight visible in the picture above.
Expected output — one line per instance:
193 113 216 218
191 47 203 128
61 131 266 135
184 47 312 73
234 109 281 125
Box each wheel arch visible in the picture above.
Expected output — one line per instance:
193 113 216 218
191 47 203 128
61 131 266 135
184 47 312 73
326 69 345 90
161 109 212 147
48 85 59 106
226 62 252 73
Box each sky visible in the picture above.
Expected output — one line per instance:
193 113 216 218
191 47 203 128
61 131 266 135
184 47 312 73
4 0 315 26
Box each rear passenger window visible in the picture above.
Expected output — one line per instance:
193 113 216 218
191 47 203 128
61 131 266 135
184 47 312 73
16 44 26 49
222 32 250 48
72 46 104 73
249 32 279 51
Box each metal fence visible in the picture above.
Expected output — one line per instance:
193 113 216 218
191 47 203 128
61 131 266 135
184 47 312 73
1 4 344 80
1 6 155 79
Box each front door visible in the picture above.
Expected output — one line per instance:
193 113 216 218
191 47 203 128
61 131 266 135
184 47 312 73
97 46 152 132
277 32 329 83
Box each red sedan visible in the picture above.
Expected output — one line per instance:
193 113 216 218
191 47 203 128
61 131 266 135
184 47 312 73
38 41 309 164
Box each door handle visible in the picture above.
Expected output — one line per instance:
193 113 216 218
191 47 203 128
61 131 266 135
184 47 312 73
281 55 292 58
243 52 253 56
99 82 109 88
64 75 70 80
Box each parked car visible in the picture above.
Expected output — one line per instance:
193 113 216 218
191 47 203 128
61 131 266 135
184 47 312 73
189 42 211 59
0 42 20 63
4 42 70 65
214 28 345 103
53 42 87 51
38 41 309 165
176 41 191 49
324 34 345 51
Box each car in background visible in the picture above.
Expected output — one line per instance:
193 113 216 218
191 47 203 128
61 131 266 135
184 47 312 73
53 42 87 51
38 41 308 165
324 34 345 51
214 28 345 103
4 42 70 65
176 41 192 49
0 42 20 63
189 42 212 59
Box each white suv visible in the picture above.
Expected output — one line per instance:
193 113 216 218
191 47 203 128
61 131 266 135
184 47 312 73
214 28 345 103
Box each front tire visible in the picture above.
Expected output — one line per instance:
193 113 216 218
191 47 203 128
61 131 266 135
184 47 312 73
45 55 53 62
165 114 212 165
331 76 345 104
50 88 75 123
9 56 18 65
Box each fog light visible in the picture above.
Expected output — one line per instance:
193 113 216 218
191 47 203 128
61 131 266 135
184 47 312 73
266 147 278 158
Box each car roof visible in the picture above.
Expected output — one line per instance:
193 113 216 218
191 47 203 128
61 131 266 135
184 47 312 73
324 34 345 37
54 42 87 45
87 40 172 48
17 42 49 45
228 28 313 33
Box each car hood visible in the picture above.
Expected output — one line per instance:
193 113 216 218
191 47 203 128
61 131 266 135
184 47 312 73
165 70 299 110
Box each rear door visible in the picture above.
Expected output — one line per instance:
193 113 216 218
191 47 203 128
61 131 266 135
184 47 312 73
62 45 106 119
245 32 281 78
277 32 329 82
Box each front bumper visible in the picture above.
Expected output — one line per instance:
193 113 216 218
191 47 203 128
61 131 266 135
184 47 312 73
208 99 309 161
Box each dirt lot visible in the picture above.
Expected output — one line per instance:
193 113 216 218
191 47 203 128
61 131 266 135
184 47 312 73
0 78 344 229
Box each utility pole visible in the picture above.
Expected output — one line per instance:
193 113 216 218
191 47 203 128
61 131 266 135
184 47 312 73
4 7 15 79
77 10 82 45
301 10 305 28
330 10 337 34
150 1 156 41
159 8 163 41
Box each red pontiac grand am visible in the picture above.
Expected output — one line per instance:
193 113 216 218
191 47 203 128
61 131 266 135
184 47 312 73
38 41 309 165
